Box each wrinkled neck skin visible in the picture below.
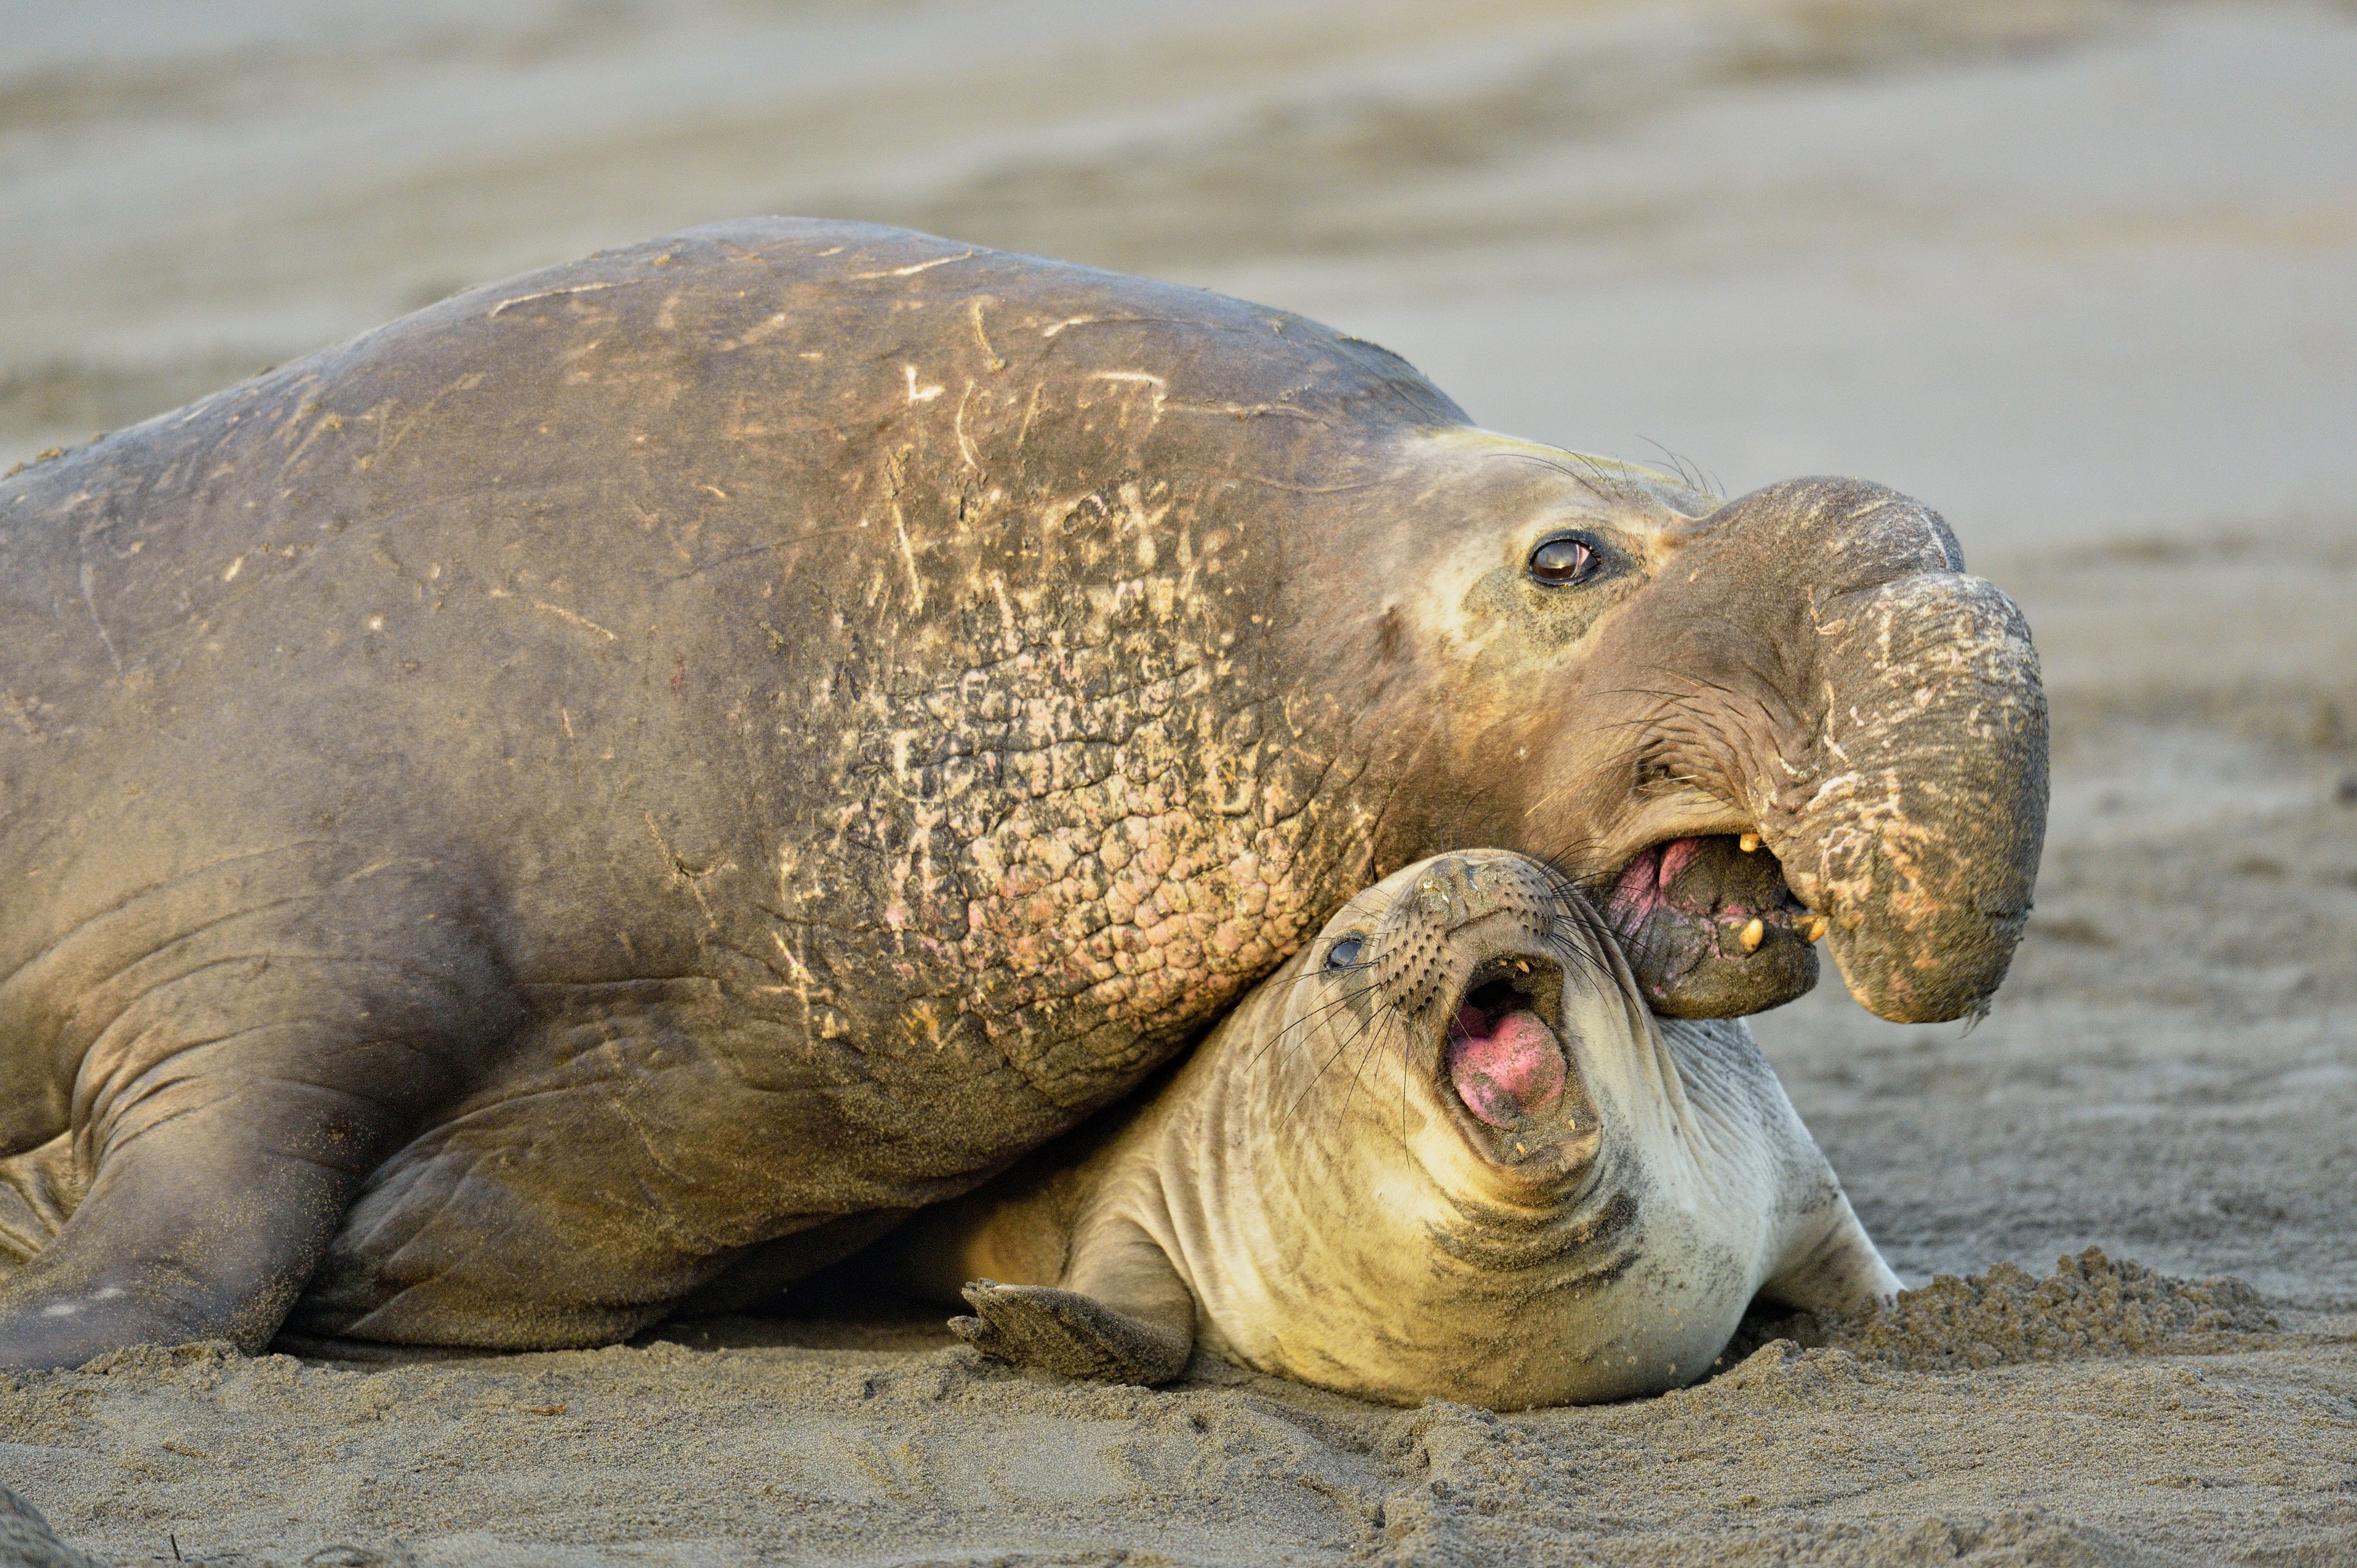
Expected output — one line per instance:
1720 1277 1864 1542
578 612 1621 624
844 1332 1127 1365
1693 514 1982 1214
893 423 1718 1102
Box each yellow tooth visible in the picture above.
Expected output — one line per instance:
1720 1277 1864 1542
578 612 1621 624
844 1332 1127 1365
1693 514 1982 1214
1739 832 1762 853
1803 915 1829 944
1514 959 1530 973
1739 917 1765 953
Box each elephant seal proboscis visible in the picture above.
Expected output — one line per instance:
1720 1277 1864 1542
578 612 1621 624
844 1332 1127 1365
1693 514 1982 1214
0 219 2038 1368
891 850 1899 1407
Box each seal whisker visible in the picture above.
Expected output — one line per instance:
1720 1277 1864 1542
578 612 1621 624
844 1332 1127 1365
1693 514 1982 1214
1365 1001 1414 1150
1247 979 1391 1069
1336 1000 1412 1132
1281 999 1397 1129
1622 659 1804 754
1636 436 1711 498
1622 662 1791 797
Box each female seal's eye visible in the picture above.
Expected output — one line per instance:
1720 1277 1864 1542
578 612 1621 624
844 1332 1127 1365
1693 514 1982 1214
1528 535 1598 585
1326 936 1365 970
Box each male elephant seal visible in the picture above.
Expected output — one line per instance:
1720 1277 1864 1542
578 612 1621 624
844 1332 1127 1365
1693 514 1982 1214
0 218 2041 1368
891 850 1899 1407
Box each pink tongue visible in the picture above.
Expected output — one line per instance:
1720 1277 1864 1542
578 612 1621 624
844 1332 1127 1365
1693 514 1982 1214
1445 1008 1567 1128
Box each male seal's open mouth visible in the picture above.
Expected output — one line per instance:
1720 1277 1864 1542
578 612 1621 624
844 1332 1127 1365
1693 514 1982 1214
1443 958 1568 1131
1595 833 1824 1019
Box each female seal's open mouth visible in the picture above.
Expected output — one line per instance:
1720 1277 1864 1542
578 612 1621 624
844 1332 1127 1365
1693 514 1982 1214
1595 834 1825 1019
1444 958 1567 1129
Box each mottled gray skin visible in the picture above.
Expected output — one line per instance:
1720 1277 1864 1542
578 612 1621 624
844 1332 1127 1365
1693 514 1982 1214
0 219 2045 1368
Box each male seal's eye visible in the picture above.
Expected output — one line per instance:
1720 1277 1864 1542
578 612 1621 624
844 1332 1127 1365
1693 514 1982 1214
1326 936 1365 970
1528 535 1598 585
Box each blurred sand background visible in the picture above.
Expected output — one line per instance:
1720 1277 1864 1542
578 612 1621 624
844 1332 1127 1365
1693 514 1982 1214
1 1 2354 1563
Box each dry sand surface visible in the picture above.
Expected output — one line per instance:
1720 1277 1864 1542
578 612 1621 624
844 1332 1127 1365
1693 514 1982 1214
2 1 2355 1563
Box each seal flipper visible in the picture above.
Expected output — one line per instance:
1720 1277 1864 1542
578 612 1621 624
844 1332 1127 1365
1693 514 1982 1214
0 1062 438 1369
1757 1186 1905 1315
0 871 506 1371
952 1279 1191 1385
950 1217 1193 1385
0 1135 79 1273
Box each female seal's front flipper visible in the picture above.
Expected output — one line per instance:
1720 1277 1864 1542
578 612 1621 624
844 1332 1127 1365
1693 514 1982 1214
951 1216 1194 1385
1759 1185 1905 1316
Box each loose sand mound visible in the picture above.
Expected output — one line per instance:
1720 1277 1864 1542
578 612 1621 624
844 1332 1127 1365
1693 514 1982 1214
1734 1248 2283 1374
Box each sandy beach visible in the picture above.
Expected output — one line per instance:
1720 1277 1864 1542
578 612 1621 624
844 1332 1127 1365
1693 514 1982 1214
2 1 2353 1562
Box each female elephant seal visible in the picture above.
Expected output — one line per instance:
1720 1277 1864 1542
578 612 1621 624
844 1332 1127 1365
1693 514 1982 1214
893 850 1899 1407
0 219 2037 1368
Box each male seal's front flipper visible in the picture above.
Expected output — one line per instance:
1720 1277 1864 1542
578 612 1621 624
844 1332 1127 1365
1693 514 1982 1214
0 1092 394 1368
0 875 503 1370
0 1019 473 1368
951 1217 1194 1385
